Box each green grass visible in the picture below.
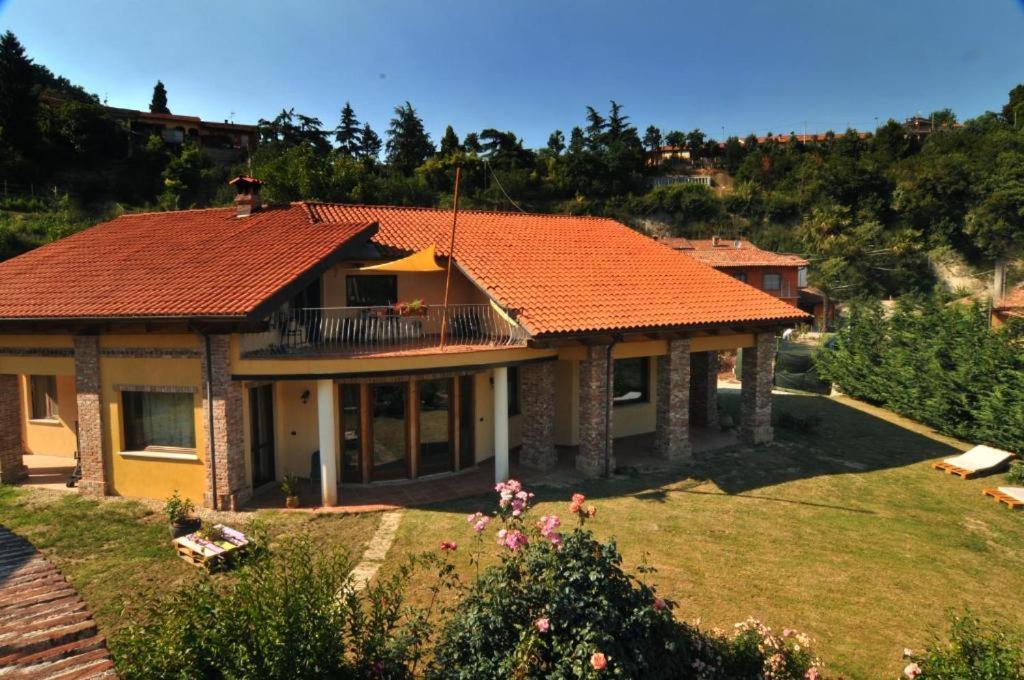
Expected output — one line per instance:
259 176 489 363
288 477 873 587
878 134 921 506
384 392 1024 680
0 488 379 636
3 392 1021 679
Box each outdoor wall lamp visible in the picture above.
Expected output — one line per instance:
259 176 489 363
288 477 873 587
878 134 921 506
300 389 310 404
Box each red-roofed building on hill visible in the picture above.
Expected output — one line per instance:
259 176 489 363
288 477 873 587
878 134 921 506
0 179 807 509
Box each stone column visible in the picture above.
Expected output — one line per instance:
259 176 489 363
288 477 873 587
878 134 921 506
519 361 557 470
740 333 775 445
689 351 720 429
317 379 339 506
200 335 249 510
655 339 692 461
74 336 106 496
0 374 28 483
493 366 509 483
577 345 613 477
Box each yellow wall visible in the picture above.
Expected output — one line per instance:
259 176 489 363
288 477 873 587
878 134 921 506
101 355 208 505
21 374 78 457
322 263 486 308
271 380 320 480
613 359 657 438
553 360 579 446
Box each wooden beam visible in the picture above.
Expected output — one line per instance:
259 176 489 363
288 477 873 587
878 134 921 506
359 383 372 484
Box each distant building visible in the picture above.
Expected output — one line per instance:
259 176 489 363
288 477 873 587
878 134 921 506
992 284 1024 328
105 107 258 163
646 145 691 167
651 175 713 188
746 131 872 146
902 115 958 142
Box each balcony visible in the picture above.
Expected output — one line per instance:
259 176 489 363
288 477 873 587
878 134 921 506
239 304 529 358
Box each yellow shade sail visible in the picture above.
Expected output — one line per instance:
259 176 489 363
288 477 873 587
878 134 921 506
359 245 445 272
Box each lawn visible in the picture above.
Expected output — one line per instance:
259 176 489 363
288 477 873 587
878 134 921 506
2 391 1021 679
384 391 1024 680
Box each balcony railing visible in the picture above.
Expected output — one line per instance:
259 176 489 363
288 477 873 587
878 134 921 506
239 304 529 357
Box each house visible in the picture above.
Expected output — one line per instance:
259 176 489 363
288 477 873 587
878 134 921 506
105 106 258 163
0 178 808 508
993 284 1024 327
645 145 691 167
659 237 830 329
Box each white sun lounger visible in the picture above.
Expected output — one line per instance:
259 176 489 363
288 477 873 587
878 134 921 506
931 445 1016 479
982 486 1024 509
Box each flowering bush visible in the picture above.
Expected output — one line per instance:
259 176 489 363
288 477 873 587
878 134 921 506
427 482 823 679
900 613 1024 680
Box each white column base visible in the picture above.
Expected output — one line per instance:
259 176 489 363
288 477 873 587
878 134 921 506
316 379 339 506
493 366 509 483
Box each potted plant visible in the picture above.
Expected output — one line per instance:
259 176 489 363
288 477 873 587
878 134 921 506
281 474 300 508
164 491 200 538
394 299 428 317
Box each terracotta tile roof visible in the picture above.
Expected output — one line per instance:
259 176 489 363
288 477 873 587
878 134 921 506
662 237 809 268
997 284 1024 311
0 206 374 320
307 203 808 335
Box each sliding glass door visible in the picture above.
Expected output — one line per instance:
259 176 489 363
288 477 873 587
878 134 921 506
340 384 362 483
418 378 453 476
370 383 408 480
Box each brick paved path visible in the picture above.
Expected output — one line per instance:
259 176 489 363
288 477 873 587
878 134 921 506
0 526 117 678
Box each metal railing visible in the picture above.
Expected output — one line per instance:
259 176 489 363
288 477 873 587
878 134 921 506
240 304 529 356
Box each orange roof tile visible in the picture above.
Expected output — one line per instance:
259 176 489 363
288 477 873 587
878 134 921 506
0 206 374 320
662 237 808 268
307 203 808 335
997 284 1024 311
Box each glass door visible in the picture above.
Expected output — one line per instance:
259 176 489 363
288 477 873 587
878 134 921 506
370 383 408 480
340 384 362 483
459 375 475 469
249 384 275 488
418 378 453 476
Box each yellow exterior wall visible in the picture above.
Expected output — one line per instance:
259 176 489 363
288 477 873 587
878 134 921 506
272 380 320 480
99 334 200 350
21 374 78 457
613 359 657 438
101 355 208 505
322 263 487 308
553 360 579 446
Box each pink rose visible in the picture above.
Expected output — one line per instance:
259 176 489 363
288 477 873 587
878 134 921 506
535 617 550 633
904 662 922 679
590 652 607 670
653 597 666 611
804 668 820 680
439 541 457 552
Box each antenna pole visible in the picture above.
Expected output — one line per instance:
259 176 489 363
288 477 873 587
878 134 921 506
439 166 462 350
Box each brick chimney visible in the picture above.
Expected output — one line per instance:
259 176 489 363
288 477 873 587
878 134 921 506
229 176 263 218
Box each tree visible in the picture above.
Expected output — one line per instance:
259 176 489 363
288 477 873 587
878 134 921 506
257 109 330 152
334 102 361 156
584 105 607 148
664 130 686 149
359 122 382 159
929 108 957 127
439 125 461 156
0 31 39 155
546 129 565 156
149 80 169 114
686 129 706 161
568 126 585 154
965 151 1024 259
462 132 482 154
643 125 663 153
1004 83 1024 128
385 101 434 175
607 100 631 142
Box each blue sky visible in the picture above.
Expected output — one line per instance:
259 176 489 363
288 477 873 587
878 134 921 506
2 0 1023 147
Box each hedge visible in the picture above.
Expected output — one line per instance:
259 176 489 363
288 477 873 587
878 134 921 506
815 296 1024 454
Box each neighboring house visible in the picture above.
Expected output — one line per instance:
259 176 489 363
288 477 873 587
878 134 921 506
0 178 807 508
645 145 691 167
993 284 1024 327
651 175 713 188
105 106 258 163
659 237 831 329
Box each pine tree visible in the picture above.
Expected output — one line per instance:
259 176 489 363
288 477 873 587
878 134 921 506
0 31 39 153
584 105 607 148
359 122 382 159
642 125 662 153
334 102 361 156
439 125 461 156
150 80 170 114
463 132 482 153
385 101 434 174
546 130 565 156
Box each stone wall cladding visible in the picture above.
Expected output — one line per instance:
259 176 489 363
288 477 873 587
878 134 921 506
73 336 106 496
689 351 720 429
655 338 692 461
519 361 557 470
200 335 249 510
577 346 613 477
740 333 775 444
0 374 28 483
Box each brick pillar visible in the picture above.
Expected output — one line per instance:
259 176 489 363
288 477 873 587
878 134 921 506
74 336 106 496
519 361 557 470
200 335 249 510
740 333 775 445
577 346 613 477
689 351 720 429
0 375 27 483
655 339 692 461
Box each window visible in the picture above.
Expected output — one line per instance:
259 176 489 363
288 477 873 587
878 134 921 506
29 375 58 420
507 366 521 416
613 357 650 406
346 275 398 307
763 273 782 291
732 272 748 283
797 266 808 288
122 391 196 451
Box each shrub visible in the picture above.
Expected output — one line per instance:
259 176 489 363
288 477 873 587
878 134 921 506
427 483 822 679
1007 461 1024 485
904 613 1024 679
112 535 429 679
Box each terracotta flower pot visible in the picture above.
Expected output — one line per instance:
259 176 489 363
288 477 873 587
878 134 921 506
285 495 300 509
169 517 201 539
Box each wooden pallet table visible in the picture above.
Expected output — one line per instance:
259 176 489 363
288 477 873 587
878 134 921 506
173 524 249 569
982 488 1024 510
931 461 979 479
